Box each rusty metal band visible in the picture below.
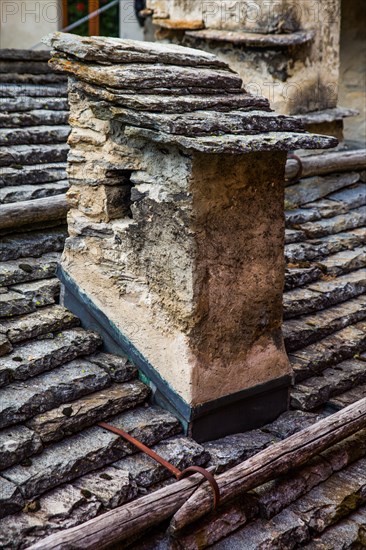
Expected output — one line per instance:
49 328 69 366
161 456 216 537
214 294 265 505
286 153 303 183
98 421 220 509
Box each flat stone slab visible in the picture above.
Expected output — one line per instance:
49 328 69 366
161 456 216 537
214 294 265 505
204 430 276 473
114 436 210 487
0 163 67 188
0 228 66 262
73 466 138 508
302 506 366 549
328 383 366 410
0 125 70 146
0 110 68 129
289 323 366 382
0 143 68 167
0 83 67 99
0 358 111 428
291 359 366 410
0 252 60 287
88 352 137 382
263 410 323 439
0 425 42 470
0 328 102 388
186 29 315 47
0 181 68 204
297 206 366 239
285 265 323 291
0 97 69 115
285 230 365 263
9 278 60 309
285 172 360 207
0 290 35 318
0 305 79 345
0 476 24 519
284 269 366 319
284 295 366 352
2 405 180 499
27 381 149 443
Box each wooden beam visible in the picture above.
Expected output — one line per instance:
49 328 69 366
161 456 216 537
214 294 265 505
0 196 68 230
27 398 366 549
285 149 366 181
61 0 68 29
88 0 100 36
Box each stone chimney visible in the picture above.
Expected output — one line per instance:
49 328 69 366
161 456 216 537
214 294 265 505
48 33 336 441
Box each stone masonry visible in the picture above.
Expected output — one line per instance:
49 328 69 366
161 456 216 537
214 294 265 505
47 32 336 439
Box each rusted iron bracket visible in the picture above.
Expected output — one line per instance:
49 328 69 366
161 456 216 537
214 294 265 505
98 421 220 509
286 153 303 183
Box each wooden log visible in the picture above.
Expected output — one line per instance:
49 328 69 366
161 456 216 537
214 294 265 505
0 195 68 230
285 149 366 181
27 398 366 550
169 397 366 534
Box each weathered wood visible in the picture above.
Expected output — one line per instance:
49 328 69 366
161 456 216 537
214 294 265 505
27 473 206 550
186 29 315 48
285 150 366 180
170 397 366 534
27 398 366 549
0 195 68 229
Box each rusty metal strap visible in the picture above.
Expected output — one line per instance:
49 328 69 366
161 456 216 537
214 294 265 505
286 153 303 183
98 421 220 509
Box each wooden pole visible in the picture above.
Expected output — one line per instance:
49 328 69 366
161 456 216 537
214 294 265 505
0 196 68 230
285 149 366 181
27 398 366 550
61 0 68 29
88 0 100 36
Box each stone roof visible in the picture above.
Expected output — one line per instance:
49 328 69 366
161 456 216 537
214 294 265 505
0 47 365 550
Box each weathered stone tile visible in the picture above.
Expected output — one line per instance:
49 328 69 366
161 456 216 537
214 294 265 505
0 163 67 187
0 143 68 166
301 198 349 219
297 206 366 239
285 172 360 207
27 381 150 443
2 406 180 499
0 290 35 318
289 458 366 534
0 125 70 147
73 466 138 508
328 383 366 410
0 181 68 204
203 431 276 473
289 325 366 382
284 296 366 352
263 410 322 439
0 476 24 518
114 436 210 487
10 278 60 308
286 207 321 226
285 231 364 263
0 359 111 428
0 252 60 287
88 352 137 382
0 425 42 470
284 270 366 319
0 305 80 345
291 360 366 411
318 248 366 277
0 333 12 356
285 265 323 291
285 229 306 244
212 509 309 549
0 110 68 129
0 228 66 262
327 183 366 209
0 328 102 387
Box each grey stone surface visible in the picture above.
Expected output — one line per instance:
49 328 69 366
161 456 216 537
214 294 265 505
0 110 68 129
0 333 12 356
0 83 67 99
10 278 60 308
327 183 366 209
0 252 60 287
285 172 360 207
88 352 137 382
0 228 66 261
0 328 102 387
263 410 322 439
0 163 66 187
0 305 79 344
0 98 69 115
0 476 24 518
204 431 276 473
291 359 366 410
297 206 366 238
0 290 35 318
0 358 111 428
289 458 366 533
317 247 366 277
284 269 366 319
284 295 366 351
285 265 323 291
73 466 138 508
328 383 366 410
0 425 42 470
212 509 309 549
285 230 365 263
114 436 210 487
2 405 180 499
27 381 149 443
290 324 366 382
0 125 70 146
0 181 68 204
